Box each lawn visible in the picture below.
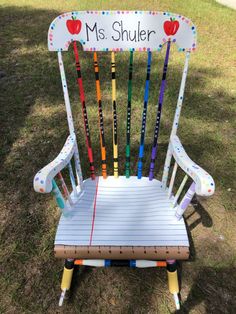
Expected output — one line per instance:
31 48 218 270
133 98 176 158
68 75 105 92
0 0 236 313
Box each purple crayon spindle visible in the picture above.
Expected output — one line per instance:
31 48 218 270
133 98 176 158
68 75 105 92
149 40 171 180
175 182 196 220
149 146 157 180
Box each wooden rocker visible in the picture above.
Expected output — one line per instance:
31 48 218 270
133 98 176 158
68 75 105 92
34 11 215 310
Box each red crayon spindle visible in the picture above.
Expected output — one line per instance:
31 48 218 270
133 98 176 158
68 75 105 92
73 41 95 180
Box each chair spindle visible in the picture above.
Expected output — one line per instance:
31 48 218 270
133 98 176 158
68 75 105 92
73 41 95 180
68 161 77 196
125 51 134 178
172 174 188 206
137 51 152 179
57 172 73 206
57 51 83 189
149 40 171 180
175 182 196 220
93 52 107 179
111 52 118 178
168 161 178 198
52 179 69 215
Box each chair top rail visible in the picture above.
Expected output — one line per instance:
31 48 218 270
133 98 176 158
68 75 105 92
48 11 197 52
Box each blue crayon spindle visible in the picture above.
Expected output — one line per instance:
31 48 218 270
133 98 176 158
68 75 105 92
137 51 152 179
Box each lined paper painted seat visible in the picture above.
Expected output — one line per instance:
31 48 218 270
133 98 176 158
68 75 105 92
33 11 215 310
54 176 189 258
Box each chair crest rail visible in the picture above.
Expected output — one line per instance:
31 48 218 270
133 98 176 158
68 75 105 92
48 11 197 52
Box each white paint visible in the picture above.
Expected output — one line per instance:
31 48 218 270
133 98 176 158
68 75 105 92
59 289 66 306
170 136 215 196
82 259 105 267
55 176 189 247
162 52 190 188
168 162 178 197
57 52 83 189
173 293 180 310
172 174 188 206
48 11 197 52
34 134 76 193
136 260 157 267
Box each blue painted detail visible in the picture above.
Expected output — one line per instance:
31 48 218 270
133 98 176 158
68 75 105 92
137 162 142 179
105 260 111 267
139 145 144 158
130 260 136 268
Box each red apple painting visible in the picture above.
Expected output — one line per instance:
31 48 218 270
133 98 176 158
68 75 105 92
66 16 82 35
164 18 179 36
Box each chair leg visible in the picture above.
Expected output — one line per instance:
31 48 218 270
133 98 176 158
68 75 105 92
167 260 180 310
59 259 74 306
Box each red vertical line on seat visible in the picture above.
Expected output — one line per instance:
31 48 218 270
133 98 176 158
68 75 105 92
149 41 171 180
93 52 107 179
73 41 95 180
89 176 99 245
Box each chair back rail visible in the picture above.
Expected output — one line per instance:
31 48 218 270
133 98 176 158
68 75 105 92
162 52 190 188
57 52 83 189
48 11 197 185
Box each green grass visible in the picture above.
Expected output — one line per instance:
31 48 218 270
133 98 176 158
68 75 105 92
0 0 236 313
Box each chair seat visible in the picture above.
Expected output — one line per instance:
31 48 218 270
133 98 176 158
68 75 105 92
54 176 189 260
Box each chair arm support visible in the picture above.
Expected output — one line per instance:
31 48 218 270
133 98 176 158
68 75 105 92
33 134 76 193
170 135 215 197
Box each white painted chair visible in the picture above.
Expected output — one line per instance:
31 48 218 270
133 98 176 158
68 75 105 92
33 11 215 309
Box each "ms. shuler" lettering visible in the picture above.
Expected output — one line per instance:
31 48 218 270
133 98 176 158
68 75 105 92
112 21 156 42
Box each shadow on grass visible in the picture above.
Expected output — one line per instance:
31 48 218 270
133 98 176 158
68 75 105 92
178 266 236 313
0 4 235 314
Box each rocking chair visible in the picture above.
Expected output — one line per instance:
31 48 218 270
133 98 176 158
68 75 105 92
33 11 215 309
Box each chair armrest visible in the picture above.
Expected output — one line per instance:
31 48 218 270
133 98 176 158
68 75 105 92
170 135 215 197
33 134 76 193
